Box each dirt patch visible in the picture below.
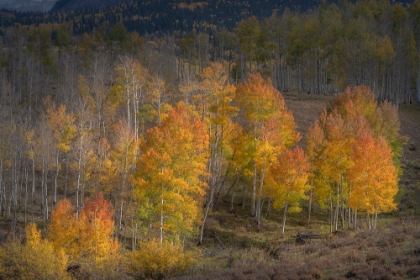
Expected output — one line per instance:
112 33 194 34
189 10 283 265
399 104 420 162
283 92 331 147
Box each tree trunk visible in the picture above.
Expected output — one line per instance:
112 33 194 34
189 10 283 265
199 185 215 245
64 154 69 198
266 199 272 217
256 160 266 231
329 196 333 233
307 186 313 227
54 150 59 207
132 219 137 251
417 59 420 103
251 165 257 217
281 203 288 236
229 190 235 213
31 157 35 222
354 209 357 229
366 213 371 230
24 164 28 226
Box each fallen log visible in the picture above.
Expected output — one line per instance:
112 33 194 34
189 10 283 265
295 232 323 244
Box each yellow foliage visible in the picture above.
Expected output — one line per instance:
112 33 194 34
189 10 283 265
127 239 198 279
0 223 69 280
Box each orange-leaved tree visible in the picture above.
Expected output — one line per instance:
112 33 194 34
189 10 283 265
306 85 403 230
348 133 398 229
266 147 310 235
48 193 119 263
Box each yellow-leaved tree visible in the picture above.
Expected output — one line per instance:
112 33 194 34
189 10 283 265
0 223 69 280
235 73 300 230
134 102 209 243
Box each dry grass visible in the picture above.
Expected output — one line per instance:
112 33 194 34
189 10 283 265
179 214 420 279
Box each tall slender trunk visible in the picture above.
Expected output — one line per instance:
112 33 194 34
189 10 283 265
251 165 257 217
31 157 35 222
347 207 351 230
160 193 164 244
199 186 215 245
334 183 340 231
366 213 371 230
230 191 235 213
132 219 137 251
76 152 82 219
307 185 313 227
281 203 288 235
329 195 333 233
24 165 28 226
256 159 267 231
417 59 420 103
0 161 3 217
54 150 59 207
64 155 69 198
354 209 358 229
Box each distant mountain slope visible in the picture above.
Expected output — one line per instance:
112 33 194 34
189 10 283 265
0 0 418 36
0 0 57 12
51 0 128 12
49 0 330 13
1 0 334 35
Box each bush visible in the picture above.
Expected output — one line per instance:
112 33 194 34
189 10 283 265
127 239 198 279
0 223 70 280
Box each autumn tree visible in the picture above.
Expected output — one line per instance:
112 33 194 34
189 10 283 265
196 63 238 244
111 56 148 141
235 73 300 230
46 102 77 207
266 147 310 235
348 133 398 229
307 85 403 230
48 193 119 263
134 103 209 243
107 119 140 235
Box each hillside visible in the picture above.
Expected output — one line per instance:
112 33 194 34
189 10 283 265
50 0 128 12
0 0 56 12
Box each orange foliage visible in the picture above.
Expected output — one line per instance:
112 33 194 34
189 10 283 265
267 147 311 212
48 193 119 262
348 133 398 214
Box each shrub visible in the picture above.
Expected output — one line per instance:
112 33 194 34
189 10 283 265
127 239 198 279
365 252 385 265
0 223 70 280
406 266 420 278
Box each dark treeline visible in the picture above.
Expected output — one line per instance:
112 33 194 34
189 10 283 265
1 0 329 34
